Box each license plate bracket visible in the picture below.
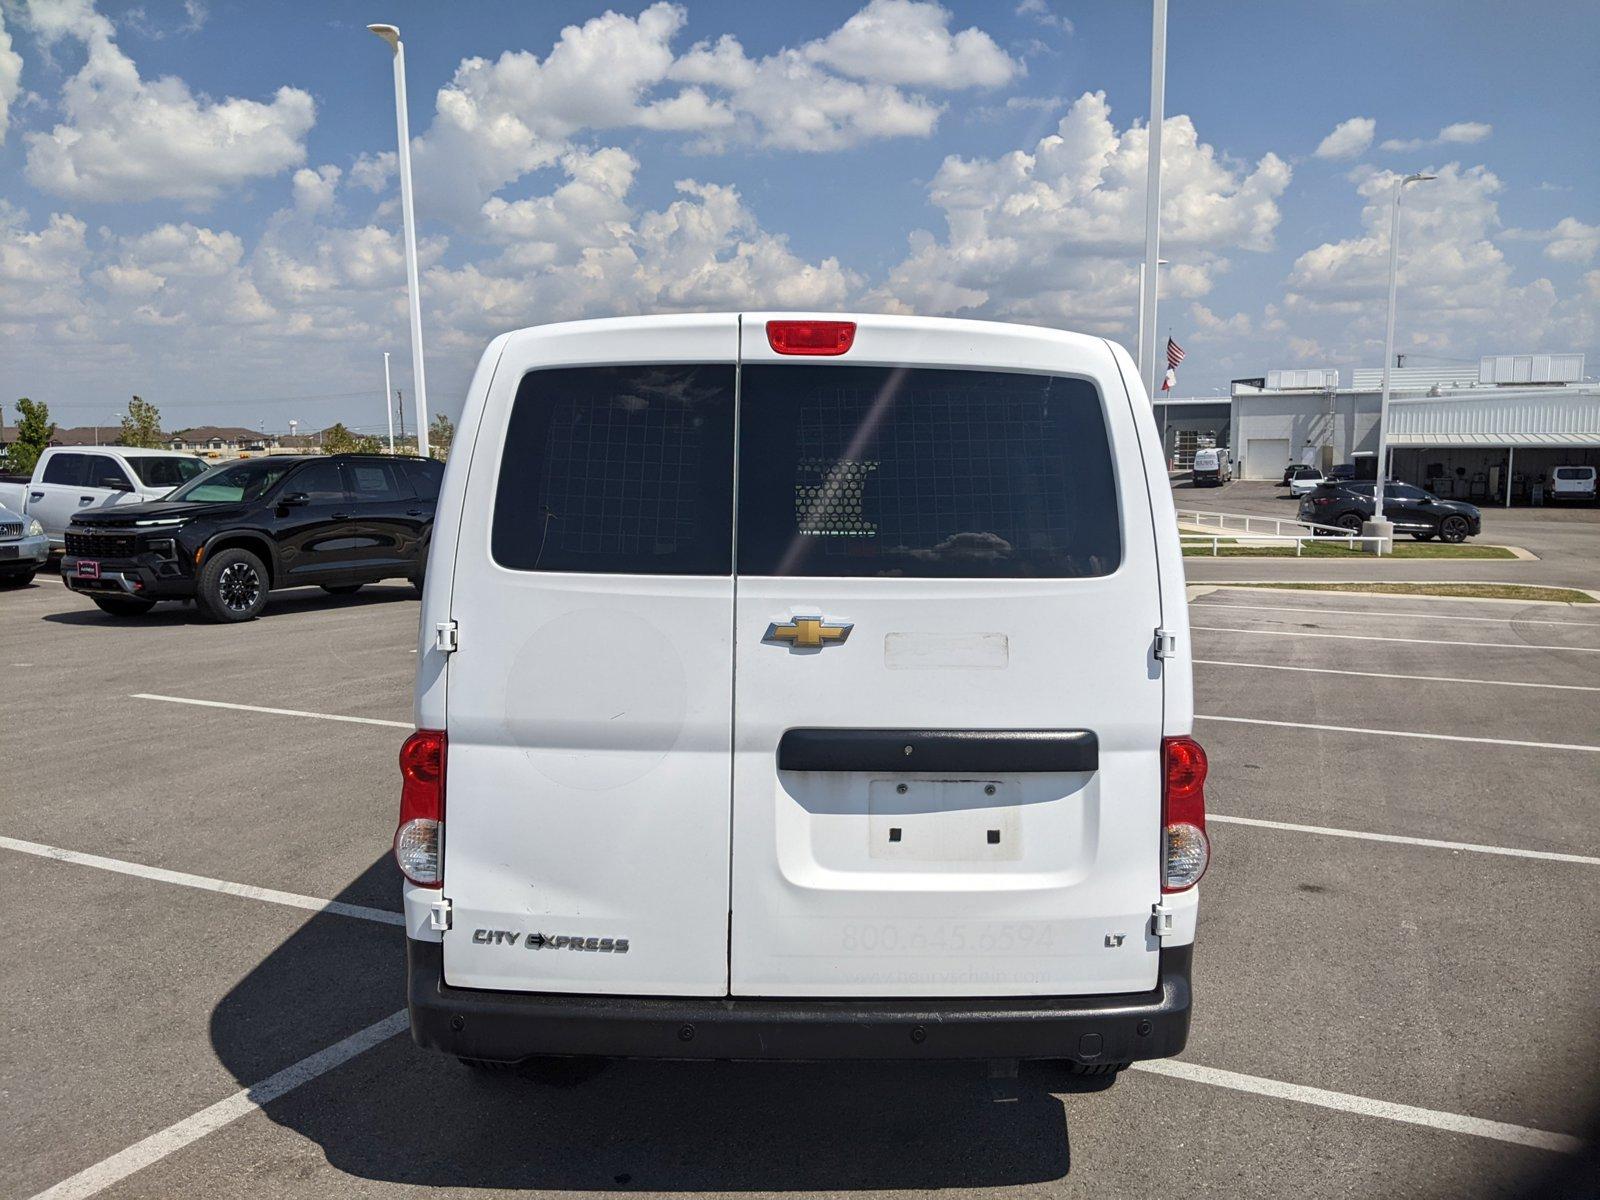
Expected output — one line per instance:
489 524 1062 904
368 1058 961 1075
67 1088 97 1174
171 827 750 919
77 559 101 579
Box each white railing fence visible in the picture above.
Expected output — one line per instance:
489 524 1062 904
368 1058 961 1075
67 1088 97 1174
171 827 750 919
1175 508 1384 556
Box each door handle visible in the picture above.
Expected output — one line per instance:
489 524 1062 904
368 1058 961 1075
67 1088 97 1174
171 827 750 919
79 496 95 504
30 491 43 501
406 508 425 516
332 512 351 520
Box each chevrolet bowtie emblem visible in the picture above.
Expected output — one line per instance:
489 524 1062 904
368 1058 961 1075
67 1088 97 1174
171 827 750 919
765 616 853 650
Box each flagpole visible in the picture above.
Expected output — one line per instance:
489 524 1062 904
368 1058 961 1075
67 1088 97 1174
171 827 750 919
1139 0 1168 401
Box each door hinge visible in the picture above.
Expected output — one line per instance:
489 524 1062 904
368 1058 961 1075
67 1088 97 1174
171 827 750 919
433 620 459 654
1152 901 1175 941
1154 627 1177 659
428 896 453 931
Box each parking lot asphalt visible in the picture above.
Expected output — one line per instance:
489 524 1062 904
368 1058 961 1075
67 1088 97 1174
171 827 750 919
4 572 1598 1199
1176 479 1600 591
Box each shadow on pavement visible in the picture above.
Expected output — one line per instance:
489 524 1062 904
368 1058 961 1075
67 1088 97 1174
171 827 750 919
40 584 417 627
212 855 1085 1191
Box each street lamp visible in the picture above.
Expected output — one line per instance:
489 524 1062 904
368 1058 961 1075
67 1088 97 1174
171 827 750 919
1138 0 1168 400
368 23 430 458
1368 172 1436 551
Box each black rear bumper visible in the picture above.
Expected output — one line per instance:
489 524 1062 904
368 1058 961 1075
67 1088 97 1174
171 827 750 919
406 938 1191 1063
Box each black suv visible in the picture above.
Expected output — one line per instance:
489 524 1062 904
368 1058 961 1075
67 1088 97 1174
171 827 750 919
62 454 444 621
1298 480 1482 542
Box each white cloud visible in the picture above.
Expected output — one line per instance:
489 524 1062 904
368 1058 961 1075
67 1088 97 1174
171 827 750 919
0 10 22 146
291 165 342 215
1015 0 1074 34
408 0 1016 223
348 152 395 193
1313 116 1374 161
1505 217 1600 265
1379 121 1491 153
805 0 1020 89
871 91 1291 334
1282 163 1592 360
21 0 313 204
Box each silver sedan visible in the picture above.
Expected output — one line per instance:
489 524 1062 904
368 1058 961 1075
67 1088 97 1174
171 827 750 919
0 502 50 587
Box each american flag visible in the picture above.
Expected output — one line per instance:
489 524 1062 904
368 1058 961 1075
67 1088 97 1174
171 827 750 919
1166 337 1185 370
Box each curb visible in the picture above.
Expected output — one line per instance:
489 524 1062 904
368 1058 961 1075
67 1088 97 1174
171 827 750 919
1185 582 1600 608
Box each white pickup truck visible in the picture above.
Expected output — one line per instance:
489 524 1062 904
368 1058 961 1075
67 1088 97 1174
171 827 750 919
0 446 209 549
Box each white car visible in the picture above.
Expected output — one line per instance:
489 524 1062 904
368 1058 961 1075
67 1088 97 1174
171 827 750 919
0 446 209 549
1287 466 1325 497
399 314 1205 1078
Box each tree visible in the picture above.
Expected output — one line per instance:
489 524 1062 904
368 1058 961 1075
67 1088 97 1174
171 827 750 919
320 423 358 454
120 395 164 448
429 412 455 461
7 399 55 476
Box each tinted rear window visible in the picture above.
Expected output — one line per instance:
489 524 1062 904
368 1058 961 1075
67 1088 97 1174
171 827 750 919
492 365 736 574
126 456 207 488
738 365 1120 578
1555 467 1591 480
404 458 444 500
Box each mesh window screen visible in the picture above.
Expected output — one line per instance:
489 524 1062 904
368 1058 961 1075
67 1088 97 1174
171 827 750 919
738 365 1121 578
492 365 736 575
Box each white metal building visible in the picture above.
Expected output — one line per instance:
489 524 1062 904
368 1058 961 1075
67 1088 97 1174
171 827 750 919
1229 355 1600 503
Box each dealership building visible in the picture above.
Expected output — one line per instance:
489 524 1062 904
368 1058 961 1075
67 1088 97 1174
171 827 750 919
1157 354 1599 504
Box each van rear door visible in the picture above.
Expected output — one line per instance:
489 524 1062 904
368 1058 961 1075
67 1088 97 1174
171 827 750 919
729 316 1166 998
441 317 739 996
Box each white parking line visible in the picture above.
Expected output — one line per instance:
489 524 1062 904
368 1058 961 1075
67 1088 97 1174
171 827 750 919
1194 658 1600 693
29 1010 410 1200
1132 1059 1583 1155
1197 713 1600 754
11 830 1587 1175
1209 814 1600 867
0 837 405 926
1190 624 1600 654
1192 600 1600 629
132 693 411 729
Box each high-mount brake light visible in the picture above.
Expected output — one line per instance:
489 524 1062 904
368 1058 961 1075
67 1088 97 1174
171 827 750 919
1161 735 1209 893
396 729 446 887
766 320 856 356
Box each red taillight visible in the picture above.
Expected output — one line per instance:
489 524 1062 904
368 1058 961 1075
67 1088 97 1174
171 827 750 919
766 320 856 356
1161 735 1209 893
396 729 445 887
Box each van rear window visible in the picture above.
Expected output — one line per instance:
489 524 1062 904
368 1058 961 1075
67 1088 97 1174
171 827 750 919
737 366 1121 578
492 365 736 574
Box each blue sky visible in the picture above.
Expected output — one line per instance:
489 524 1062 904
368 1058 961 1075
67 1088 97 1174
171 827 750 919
1 0 1595 434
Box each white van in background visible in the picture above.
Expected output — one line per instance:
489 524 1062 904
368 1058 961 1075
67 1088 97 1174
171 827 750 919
1191 447 1232 487
399 314 1204 1078
1549 465 1596 501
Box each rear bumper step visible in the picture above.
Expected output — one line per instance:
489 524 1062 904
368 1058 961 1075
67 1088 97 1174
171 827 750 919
406 939 1190 1063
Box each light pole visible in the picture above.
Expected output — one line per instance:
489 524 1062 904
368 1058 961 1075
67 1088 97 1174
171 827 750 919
1368 172 1436 552
1135 257 1168 377
1137 0 1167 399
383 351 395 454
368 23 431 458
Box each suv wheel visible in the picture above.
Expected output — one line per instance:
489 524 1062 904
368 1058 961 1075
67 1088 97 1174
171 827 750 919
1338 512 1364 533
198 548 269 622
321 583 363 596
0 569 36 588
1438 515 1470 544
1065 1061 1129 1078
91 595 156 617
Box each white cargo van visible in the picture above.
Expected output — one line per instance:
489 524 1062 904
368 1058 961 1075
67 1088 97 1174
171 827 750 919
400 314 1205 1075
1190 447 1231 486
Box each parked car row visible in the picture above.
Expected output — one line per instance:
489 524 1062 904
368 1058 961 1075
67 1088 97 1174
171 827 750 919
1 452 445 621
57 453 445 621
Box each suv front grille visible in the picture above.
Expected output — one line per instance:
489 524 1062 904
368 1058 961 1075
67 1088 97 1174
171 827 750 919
65 530 139 558
0 521 22 538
